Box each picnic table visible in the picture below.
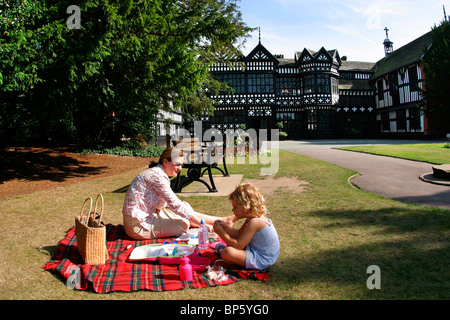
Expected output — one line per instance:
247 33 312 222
172 137 229 193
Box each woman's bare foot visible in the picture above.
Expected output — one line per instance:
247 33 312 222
220 215 238 227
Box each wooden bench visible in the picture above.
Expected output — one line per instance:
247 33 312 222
172 137 229 193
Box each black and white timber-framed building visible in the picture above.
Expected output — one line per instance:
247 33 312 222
198 40 377 139
371 30 434 136
180 28 446 140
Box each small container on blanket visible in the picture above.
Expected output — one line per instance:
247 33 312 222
179 255 193 281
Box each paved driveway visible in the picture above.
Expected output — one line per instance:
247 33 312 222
279 139 450 210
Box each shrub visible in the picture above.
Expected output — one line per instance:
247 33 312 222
80 145 165 158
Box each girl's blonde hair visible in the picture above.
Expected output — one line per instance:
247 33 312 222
228 183 267 218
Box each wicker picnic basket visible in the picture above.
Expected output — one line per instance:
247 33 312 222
75 194 108 265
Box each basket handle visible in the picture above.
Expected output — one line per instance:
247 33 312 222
92 194 104 224
80 197 93 225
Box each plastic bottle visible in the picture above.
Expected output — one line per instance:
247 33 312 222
179 255 193 281
198 219 209 249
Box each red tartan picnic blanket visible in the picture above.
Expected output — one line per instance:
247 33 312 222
43 224 271 293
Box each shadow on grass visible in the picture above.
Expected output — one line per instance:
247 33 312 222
393 190 450 210
113 184 131 193
38 245 58 257
272 206 450 299
0 146 107 183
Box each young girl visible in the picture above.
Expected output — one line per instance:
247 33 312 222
213 183 280 270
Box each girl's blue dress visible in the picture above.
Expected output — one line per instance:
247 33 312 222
245 217 280 270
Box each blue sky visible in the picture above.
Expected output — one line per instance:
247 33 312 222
237 0 449 62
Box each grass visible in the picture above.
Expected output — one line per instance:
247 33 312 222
0 150 449 300
336 143 450 165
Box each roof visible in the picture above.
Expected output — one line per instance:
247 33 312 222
277 58 297 67
340 61 376 72
370 30 433 79
339 61 375 90
295 47 341 65
245 42 279 64
339 79 374 90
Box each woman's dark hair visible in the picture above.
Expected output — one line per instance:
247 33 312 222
149 147 183 168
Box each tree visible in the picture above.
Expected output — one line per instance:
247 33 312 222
0 0 65 143
421 20 450 133
0 0 252 145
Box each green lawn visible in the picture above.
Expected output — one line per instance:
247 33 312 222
336 143 450 164
1 150 449 300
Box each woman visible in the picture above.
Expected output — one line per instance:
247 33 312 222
123 147 236 240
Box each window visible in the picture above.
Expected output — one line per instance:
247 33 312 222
388 73 399 95
408 66 418 92
409 107 421 130
340 72 371 80
307 109 317 131
381 112 389 131
276 112 301 132
316 74 331 94
212 107 245 124
377 80 384 100
215 73 246 94
302 75 315 94
276 77 300 96
317 109 330 131
331 77 339 94
397 109 406 131
340 72 354 80
276 112 295 121
247 73 274 94
301 74 331 94
387 73 400 105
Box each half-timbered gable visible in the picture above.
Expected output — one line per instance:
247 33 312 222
297 47 340 104
246 42 279 67
207 43 278 136
370 31 432 135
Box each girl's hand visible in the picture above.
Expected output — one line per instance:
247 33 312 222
213 220 224 234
